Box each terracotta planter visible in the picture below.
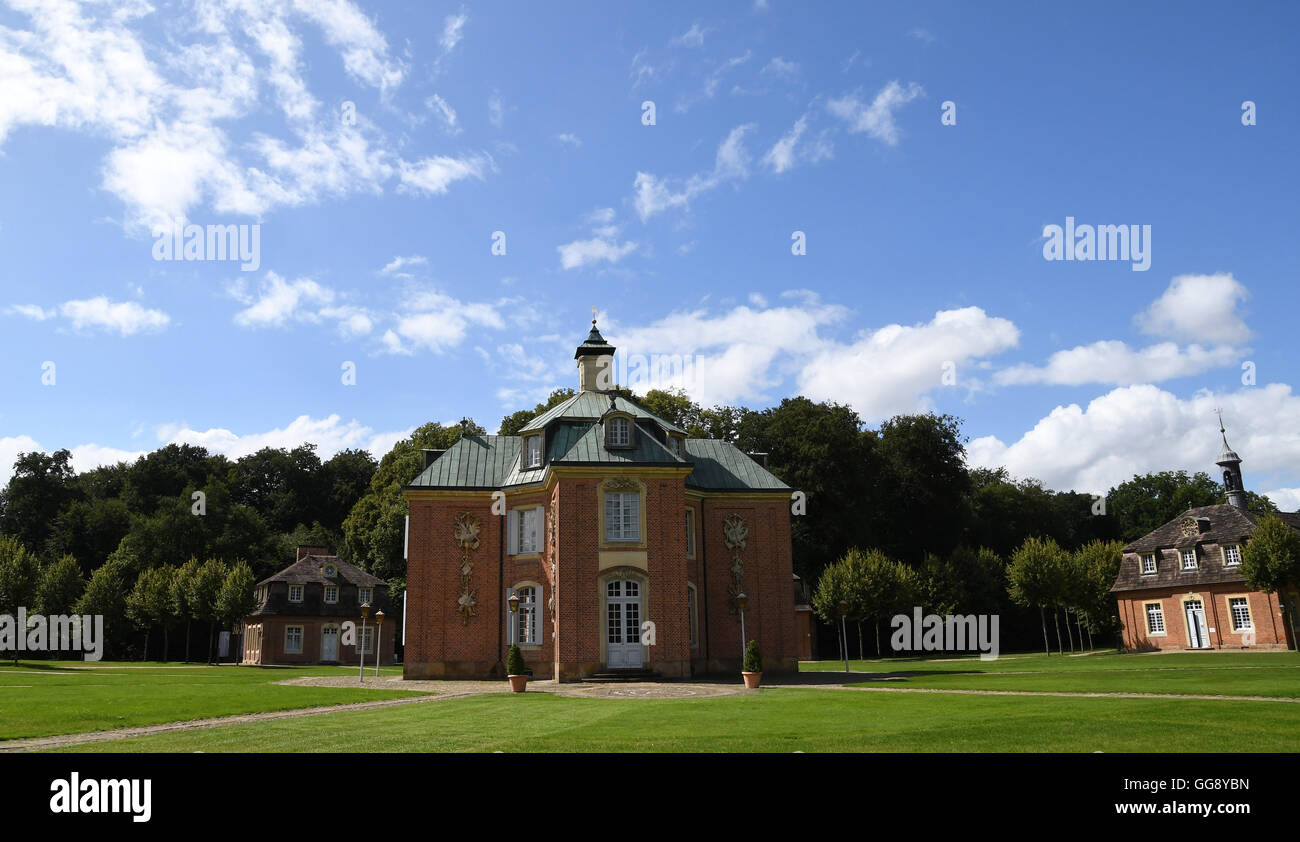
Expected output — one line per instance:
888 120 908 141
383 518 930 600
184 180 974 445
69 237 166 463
742 671 762 689
508 674 528 693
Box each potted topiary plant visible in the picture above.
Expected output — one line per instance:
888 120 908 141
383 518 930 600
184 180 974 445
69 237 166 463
741 639 763 689
506 643 528 692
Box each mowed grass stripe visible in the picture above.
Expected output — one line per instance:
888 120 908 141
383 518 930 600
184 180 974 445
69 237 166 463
0 662 415 740
57 690 1300 753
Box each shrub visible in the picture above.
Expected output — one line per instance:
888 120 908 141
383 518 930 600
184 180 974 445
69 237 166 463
742 639 762 673
506 643 526 676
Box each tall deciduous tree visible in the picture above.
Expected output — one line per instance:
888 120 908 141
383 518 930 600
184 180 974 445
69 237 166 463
73 557 128 658
36 554 86 617
0 536 40 663
172 558 201 661
1241 515 1300 646
188 559 227 664
217 561 257 632
1008 536 1066 656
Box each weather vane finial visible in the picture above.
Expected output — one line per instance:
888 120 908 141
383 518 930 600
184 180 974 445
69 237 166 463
592 305 598 327
1216 407 1225 434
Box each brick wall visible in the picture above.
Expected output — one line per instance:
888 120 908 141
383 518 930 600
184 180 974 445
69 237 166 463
1117 585 1299 651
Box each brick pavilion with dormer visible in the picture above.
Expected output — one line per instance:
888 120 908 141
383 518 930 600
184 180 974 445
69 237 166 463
241 546 398 665
401 321 799 681
1111 426 1300 651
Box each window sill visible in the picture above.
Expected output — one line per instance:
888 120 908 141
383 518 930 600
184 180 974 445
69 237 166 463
511 552 542 560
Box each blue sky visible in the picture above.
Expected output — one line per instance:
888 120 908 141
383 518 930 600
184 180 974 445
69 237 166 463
1 0 1298 506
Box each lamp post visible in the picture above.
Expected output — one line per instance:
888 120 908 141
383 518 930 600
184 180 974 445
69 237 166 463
359 601 370 683
508 592 520 647
838 599 849 674
374 609 384 676
736 592 748 666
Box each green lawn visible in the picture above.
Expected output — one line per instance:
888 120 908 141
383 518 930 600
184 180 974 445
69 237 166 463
807 650 1300 698
0 661 417 740
59 687 1300 753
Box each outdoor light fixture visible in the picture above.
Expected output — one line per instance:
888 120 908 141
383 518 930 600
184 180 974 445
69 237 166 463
374 609 384 677
838 599 850 674
359 601 371 683
737 592 748 666
508 593 520 646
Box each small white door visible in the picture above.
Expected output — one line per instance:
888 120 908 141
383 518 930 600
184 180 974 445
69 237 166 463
321 625 339 661
606 580 644 669
1185 601 1209 649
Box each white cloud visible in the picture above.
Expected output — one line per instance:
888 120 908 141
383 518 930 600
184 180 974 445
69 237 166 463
488 93 505 127
968 383 1300 496
7 304 55 320
0 435 43 487
160 413 411 461
380 255 428 275
799 307 1021 422
381 290 505 354
1136 272 1252 344
996 341 1242 387
827 80 925 145
761 56 799 78
762 115 831 174
440 12 468 53
676 50 751 112
909 27 936 44
1264 487 1300 511
398 154 490 195
633 123 755 221
558 237 638 270
290 0 406 92
425 94 460 134
670 23 706 48
231 271 334 328
57 297 170 335
556 132 582 147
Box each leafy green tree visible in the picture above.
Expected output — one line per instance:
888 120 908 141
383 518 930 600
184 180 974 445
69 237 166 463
1008 536 1067 655
342 421 485 581
636 388 703 432
74 557 128 658
876 413 971 562
171 558 201 661
126 566 173 661
812 554 854 661
1241 516 1300 623
217 561 257 630
1105 471 1221 542
0 449 77 552
188 559 227 664
48 497 131 576
0 536 40 663
1071 540 1124 647
36 554 86 616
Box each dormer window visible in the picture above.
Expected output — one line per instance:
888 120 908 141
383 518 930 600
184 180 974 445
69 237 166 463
1223 545 1241 567
523 434 544 469
1140 554 1156 575
668 435 683 458
1181 548 1198 570
606 416 632 448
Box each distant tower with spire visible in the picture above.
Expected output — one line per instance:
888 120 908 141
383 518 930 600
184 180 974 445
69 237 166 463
574 311 616 391
1215 410 1248 510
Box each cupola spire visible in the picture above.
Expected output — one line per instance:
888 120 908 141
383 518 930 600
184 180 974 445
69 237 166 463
574 312 616 391
1214 410 1248 510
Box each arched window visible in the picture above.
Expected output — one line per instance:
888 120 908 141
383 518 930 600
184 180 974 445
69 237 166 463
511 585 540 645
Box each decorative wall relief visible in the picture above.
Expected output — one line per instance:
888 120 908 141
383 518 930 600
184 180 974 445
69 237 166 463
605 476 641 491
452 512 481 624
722 513 749 614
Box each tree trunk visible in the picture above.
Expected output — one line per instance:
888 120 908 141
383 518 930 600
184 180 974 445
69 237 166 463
163 627 170 663
835 623 843 661
1053 607 1063 655
1064 608 1075 653
142 630 150 662
857 622 864 660
208 622 216 664
1076 613 1085 653
874 619 881 657
185 620 191 662
1040 606 1050 656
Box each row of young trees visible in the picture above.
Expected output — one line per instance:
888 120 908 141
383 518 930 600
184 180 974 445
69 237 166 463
0 533 255 662
812 537 1124 658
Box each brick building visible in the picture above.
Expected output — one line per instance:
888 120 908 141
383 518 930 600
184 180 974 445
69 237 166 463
401 320 799 681
1111 427 1300 651
241 547 398 665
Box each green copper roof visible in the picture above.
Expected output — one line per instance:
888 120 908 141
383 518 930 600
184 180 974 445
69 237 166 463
407 429 789 494
574 320 616 359
683 439 791 492
520 391 686 434
407 435 519 488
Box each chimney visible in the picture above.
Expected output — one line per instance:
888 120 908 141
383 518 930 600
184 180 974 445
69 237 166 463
747 452 770 468
296 545 330 561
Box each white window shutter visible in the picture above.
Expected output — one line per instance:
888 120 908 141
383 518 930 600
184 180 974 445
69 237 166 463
507 510 519 555
532 507 544 552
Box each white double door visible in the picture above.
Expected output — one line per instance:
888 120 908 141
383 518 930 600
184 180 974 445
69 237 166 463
321 625 339 661
1184 601 1210 649
605 579 644 669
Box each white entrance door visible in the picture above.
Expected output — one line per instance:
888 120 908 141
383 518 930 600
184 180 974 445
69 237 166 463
321 625 339 662
1184 601 1209 649
606 580 644 669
